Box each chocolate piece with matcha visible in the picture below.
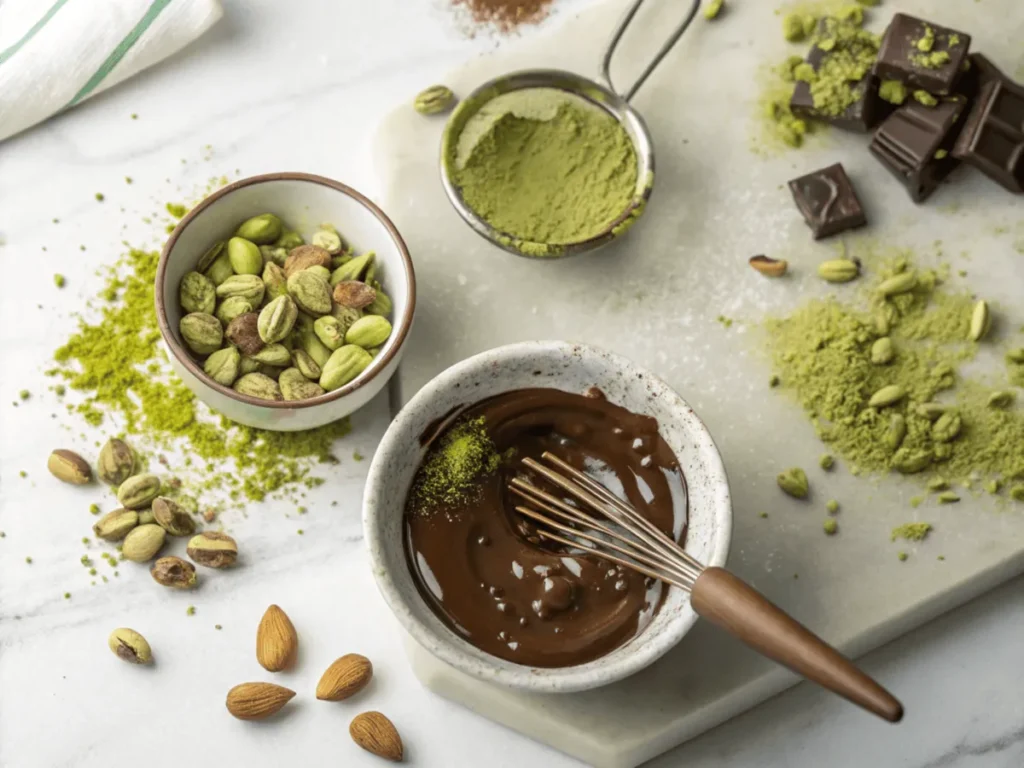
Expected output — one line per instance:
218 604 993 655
952 76 1024 194
788 163 867 240
791 41 885 132
874 14 971 96
870 96 969 203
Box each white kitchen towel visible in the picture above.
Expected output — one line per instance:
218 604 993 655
0 0 222 142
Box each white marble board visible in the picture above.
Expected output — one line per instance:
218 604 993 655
374 1 1024 766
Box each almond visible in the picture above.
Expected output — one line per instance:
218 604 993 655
256 604 297 672
225 682 295 720
350 711 403 762
316 653 373 701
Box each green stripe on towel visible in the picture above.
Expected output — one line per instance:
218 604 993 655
0 0 73 66
65 0 173 108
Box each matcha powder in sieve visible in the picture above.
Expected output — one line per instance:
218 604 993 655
447 88 640 251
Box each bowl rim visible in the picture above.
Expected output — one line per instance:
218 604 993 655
156 172 416 410
364 340 733 692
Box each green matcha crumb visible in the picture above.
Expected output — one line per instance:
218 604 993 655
879 79 908 105
769 375 781 388
186 605 196 616
130 113 138 120
937 491 960 504
25 556 32 564
55 384 66 396
938 555 946 561
64 592 71 599
703 0 723 19
89 503 101 515
297 506 307 515
53 274 66 289
794 16 882 120
125 177 133 185
81 537 89 545
215 624 222 630
913 90 938 107
89 568 97 576
165 202 187 219
892 522 932 542
94 193 105 202
0 532 5 538
353 451 364 461
914 25 935 53
934 149 948 160
412 416 501 512
897 551 909 562
782 13 816 42
1010 485 1024 502
759 511 769 518
18 390 30 400
80 555 91 566
826 499 840 514
19 471 27 478
823 518 838 535
927 477 949 491
297 529 304 535
717 315 734 328
820 453 835 470
985 479 1002 494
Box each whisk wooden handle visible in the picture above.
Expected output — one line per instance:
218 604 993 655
691 567 904 723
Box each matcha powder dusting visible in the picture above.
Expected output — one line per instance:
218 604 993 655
449 88 639 251
412 416 501 514
50 245 351 505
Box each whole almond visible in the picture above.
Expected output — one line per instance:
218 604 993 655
283 244 332 277
316 654 373 701
225 682 295 720
256 604 297 671
350 711 403 762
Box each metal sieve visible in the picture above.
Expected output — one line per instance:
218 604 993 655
440 0 701 259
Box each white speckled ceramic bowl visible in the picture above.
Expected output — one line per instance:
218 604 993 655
157 173 415 432
364 341 732 693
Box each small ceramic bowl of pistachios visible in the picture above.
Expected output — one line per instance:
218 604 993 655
157 172 416 431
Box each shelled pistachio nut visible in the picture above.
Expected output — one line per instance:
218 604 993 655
228 237 263 275
345 315 392 349
215 296 253 327
179 312 223 355
332 280 377 310
280 367 326 401
93 508 139 541
180 271 217 314
817 259 860 283
233 372 283 401
877 272 917 297
283 244 332 277
117 473 162 509
258 295 298 344
314 315 346 351
293 349 322 380
365 282 392 317
187 530 239 568
122 524 166 562
312 228 343 254
251 343 292 367
320 345 373 391
868 384 906 408
204 248 234 286
152 496 197 536
414 84 455 115
330 252 374 286
988 390 1015 409
151 556 198 589
263 261 288 301
47 449 92 485
197 241 227 272
204 346 241 386
216 274 265 306
226 312 265 357
892 448 932 474
884 414 907 452
916 402 947 420
968 300 991 341
870 337 894 365
287 270 333 316
109 628 152 664
297 328 332 367
275 230 304 250
235 213 282 245
138 508 157 525
932 411 962 443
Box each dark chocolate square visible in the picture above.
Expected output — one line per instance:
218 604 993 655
869 97 968 203
955 53 1007 101
874 13 971 96
788 163 867 239
953 76 1024 194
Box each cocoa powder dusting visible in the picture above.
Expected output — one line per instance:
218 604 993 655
451 0 554 33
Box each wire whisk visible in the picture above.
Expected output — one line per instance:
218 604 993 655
511 452 904 723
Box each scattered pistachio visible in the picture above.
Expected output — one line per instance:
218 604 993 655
117 473 161 509
414 84 455 115
186 531 238 568
869 384 906 408
97 438 135 486
47 449 92 485
968 300 991 341
122 524 166 562
819 454 834 470
151 556 198 589
817 259 860 283
152 496 196 536
108 628 152 664
748 255 787 277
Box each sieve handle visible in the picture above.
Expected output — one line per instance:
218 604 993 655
599 0 701 102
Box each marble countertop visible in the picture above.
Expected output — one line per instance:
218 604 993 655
1 1 1022 766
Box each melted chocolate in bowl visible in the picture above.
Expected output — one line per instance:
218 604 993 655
404 388 688 668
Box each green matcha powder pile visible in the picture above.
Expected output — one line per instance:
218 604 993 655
767 249 1024 494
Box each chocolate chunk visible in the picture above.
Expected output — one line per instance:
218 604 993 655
791 38 885 132
874 13 971 96
869 96 968 203
788 163 867 239
952 77 1024 194
956 53 1006 101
